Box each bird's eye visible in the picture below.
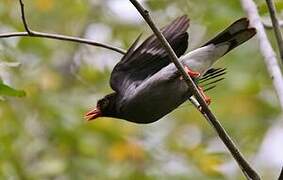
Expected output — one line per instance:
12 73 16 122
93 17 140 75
100 99 109 109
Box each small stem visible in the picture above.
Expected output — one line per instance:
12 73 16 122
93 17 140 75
19 0 33 35
263 20 283 29
0 0 126 54
0 31 126 54
279 167 283 180
265 0 283 63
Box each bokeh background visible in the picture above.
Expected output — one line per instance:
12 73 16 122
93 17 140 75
0 0 283 179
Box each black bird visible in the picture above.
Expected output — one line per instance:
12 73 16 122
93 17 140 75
85 15 256 124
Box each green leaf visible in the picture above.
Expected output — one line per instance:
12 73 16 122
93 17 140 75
0 83 26 97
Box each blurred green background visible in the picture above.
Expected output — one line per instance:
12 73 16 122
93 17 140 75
0 0 283 179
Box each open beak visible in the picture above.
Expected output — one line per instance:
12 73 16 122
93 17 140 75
85 107 102 121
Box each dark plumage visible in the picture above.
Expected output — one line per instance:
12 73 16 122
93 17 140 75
85 15 256 123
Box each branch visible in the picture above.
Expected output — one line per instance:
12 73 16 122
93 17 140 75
265 0 283 62
279 167 283 180
0 0 126 55
263 20 283 29
129 0 261 179
0 31 126 55
241 0 283 110
19 0 33 34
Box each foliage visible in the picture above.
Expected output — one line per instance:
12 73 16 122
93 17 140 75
0 0 282 179
0 82 25 97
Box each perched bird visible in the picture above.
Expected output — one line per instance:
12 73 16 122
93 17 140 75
85 15 256 124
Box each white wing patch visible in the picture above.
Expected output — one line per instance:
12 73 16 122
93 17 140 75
180 43 229 74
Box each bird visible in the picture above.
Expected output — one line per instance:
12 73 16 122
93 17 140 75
85 15 256 124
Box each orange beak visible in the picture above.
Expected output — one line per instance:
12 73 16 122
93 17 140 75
85 107 102 121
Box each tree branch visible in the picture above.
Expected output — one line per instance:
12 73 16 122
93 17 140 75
241 0 283 110
0 31 126 55
19 0 33 35
265 0 283 62
0 0 126 55
263 20 283 29
129 0 261 179
279 167 283 180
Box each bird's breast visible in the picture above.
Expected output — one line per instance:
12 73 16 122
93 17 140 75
119 71 192 123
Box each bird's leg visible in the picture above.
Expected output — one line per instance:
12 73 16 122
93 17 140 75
184 66 201 78
198 86 211 105
181 66 211 106
180 66 200 80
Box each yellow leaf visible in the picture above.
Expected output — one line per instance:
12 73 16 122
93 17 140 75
187 147 223 176
39 68 61 91
36 0 54 12
199 155 223 176
108 141 144 162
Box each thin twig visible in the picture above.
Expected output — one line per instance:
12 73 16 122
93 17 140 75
19 0 33 34
279 167 283 180
0 31 126 54
263 20 283 29
265 0 283 62
0 0 126 55
241 0 283 110
129 0 261 179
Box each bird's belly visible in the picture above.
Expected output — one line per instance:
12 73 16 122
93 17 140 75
121 79 191 123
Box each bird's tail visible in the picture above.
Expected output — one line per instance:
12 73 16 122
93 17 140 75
179 18 256 92
202 18 256 54
192 19 256 92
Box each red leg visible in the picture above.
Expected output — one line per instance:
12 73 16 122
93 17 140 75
184 66 200 78
179 66 211 106
198 87 211 105
197 87 211 113
180 66 201 80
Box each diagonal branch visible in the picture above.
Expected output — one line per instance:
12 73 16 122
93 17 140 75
265 0 283 63
241 0 283 110
129 0 261 179
279 167 283 180
0 0 126 55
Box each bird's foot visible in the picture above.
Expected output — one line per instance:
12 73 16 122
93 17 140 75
185 66 201 78
197 87 211 113
179 66 200 80
179 66 211 108
198 86 211 105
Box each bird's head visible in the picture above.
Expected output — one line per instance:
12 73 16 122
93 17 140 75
85 93 118 121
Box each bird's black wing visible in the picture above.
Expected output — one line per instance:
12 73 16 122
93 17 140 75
110 15 190 94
